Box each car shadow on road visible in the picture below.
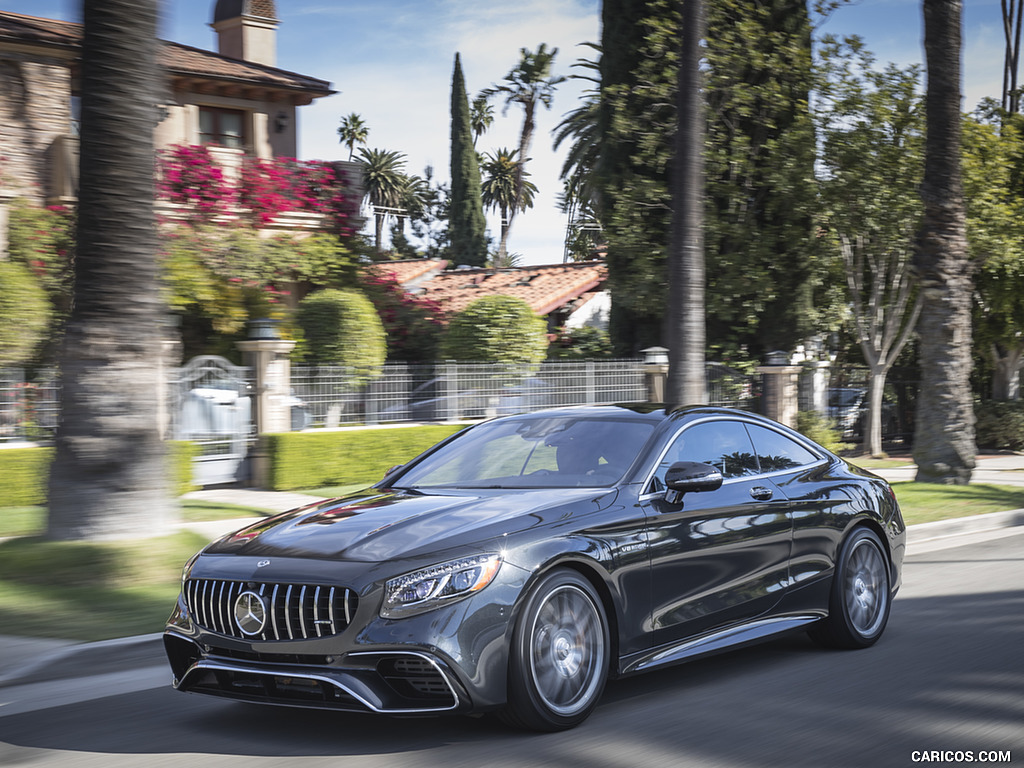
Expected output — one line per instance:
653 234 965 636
0 590 1021 768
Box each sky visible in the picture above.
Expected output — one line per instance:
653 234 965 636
1 0 1008 265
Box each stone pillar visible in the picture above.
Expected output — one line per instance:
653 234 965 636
642 346 669 403
757 351 801 428
237 320 296 487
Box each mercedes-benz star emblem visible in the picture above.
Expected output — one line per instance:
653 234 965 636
234 591 267 636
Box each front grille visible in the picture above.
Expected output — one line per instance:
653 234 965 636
184 578 357 641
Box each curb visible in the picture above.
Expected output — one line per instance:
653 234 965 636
2 511 1023 691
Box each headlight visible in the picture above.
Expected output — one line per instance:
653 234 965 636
381 554 502 619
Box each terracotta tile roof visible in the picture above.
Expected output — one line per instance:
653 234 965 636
0 10 333 97
412 261 608 317
366 259 449 287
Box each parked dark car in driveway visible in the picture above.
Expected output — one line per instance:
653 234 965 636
164 405 905 731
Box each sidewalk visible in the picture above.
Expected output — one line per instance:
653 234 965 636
3 456 1024 694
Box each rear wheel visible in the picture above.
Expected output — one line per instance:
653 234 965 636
500 569 609 731
810 527 892 649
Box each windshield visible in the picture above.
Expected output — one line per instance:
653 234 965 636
394 415 656 489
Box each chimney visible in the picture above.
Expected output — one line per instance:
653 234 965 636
211 0 279 67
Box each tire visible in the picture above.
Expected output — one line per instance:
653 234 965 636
500 569 609 731
809 527 892 649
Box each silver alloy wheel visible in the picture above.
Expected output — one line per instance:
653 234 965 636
843 536 888 636
527 584 606 717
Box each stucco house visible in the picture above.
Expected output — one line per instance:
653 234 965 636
0 0 354 250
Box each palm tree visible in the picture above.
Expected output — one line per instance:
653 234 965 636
357 147 409 252
482 44 565 241
470 95 494 146
553 45 603 261
337 113 369 160
47 0 173 540
666 0 707 406
914 0 976 483
480 148 538 259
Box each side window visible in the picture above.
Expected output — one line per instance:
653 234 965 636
745 423 819 473
649 420 759 491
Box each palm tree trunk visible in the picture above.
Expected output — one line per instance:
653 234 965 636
667 0 707 405
913 0 975 484
47 0 173 540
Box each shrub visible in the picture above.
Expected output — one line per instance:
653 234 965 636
441 295 548 365
0 443 197 507
975 400 1024 451
264 425 466 490
796 410 852 455
295 289 387 383
0 260 51 367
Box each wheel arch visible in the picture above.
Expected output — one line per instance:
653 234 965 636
511 555 621 679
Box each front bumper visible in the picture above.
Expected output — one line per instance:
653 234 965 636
164 554 529 715
165 633 466 714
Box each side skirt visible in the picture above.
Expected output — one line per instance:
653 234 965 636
620 613 826 676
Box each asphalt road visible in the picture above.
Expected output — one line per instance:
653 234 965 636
1 530 1021 768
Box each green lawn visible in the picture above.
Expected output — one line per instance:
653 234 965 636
893 483 1024 525
0 500 270 539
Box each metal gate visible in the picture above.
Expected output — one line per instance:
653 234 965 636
172 356 253 486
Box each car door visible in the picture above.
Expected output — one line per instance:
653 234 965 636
640 418 794 647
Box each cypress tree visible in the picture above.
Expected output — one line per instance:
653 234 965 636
449 53 488 267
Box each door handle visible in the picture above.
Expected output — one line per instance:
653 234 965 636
750 486 773 501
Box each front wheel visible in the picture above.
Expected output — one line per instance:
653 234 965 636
810 527 892 649
500 569 609 731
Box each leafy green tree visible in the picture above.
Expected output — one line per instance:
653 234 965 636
704 0 821 357
594 0 824 357
914 0 976 484
964 114 1024 399
482 44 565 257
547 326 613 359
449 53 488 267
441 295 548 366
295 289 386 384
594 0 680 353
0 261 50 367
47 0 172 540
357 147 409 253
480 148 538 259
337 113 369 160
817 40 924 457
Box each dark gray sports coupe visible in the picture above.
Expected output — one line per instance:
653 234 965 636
164 405 905 731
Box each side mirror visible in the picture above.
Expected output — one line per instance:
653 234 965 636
664 461 723 504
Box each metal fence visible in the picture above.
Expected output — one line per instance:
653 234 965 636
0 369 60 443
289 360 758 427
2 360 759 443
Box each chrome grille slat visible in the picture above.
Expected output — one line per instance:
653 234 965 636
184 578 356 641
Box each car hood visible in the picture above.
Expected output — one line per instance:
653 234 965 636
202 487 616 562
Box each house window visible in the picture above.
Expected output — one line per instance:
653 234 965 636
198 107 246 149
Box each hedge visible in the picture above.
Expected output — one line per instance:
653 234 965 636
975 400 1024 451
0 441 198 507
264 424 467 491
